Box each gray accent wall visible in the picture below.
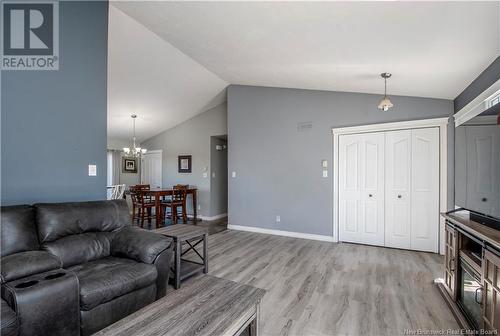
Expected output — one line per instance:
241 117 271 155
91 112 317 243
1 1 108 205
227 85 454 236
141 103 227 217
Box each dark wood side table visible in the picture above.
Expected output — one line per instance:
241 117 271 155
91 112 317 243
155 224 208 289
95 275 266 336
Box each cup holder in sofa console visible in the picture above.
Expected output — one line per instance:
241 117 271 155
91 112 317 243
15 280 39 288
44 272 65 280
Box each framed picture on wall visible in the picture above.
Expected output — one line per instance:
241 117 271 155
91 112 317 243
178 155 192 173
123 158 137 173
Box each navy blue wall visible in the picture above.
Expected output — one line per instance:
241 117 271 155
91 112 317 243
1 1 109 205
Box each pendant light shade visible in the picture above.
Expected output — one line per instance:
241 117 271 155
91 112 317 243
378 97 394 111
378 73 393 111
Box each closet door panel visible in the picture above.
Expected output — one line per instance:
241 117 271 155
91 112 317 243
410 127 439 253
362 134 385 243
339 133 385 246
339 135 362 242
385 130 412 249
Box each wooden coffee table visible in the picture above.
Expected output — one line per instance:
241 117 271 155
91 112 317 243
155 224 208 289
94 275 266 336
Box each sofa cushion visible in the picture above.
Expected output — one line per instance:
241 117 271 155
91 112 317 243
1 298 19 336
67 257 157 311
43 232 113 268
1 205 38 257
35 200 130 244
1 251 62 283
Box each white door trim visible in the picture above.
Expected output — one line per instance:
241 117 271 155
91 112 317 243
144 150 163 154
331 117 449 134
332 117 449 254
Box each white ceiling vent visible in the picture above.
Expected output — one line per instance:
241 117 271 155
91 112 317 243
297 122 313 132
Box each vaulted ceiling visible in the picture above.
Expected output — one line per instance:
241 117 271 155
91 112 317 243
108 1 500 145
107 5 228 147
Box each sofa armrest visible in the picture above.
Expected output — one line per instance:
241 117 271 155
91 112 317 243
111 227 172 264
1 297 18 336
1 251 62 283
2 269 80 336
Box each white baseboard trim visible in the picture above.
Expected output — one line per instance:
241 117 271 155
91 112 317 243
227 224 335 242
189 213 227 221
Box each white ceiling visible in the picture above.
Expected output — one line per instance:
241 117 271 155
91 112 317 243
109 1 499 144
107 5 228 146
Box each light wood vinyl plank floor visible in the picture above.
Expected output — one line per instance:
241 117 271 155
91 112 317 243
181 229 459 336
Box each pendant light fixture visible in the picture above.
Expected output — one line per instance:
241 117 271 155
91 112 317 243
123 114 147 158
378 72 394 111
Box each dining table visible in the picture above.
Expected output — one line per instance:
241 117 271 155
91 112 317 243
143 187 198 227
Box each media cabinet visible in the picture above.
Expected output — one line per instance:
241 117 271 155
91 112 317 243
438 210 500 331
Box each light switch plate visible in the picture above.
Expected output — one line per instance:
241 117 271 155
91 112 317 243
203 172 208 178
232 171 236 178
212 172 216 178
322 160 328 168
88 165 97 176
322 170 328 178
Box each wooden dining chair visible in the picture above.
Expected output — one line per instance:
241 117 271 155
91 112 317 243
130 190 155 228
129 185 154 227
161 185 187 224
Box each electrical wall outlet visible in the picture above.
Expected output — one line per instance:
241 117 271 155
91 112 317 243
212 172 216 178
198 205 201 210
276 215 281 223
203 172 208 178
322 170 328 178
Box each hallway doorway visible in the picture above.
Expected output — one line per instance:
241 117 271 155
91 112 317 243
210 135 228 219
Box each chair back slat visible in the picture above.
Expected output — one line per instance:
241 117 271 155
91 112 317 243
130 190 144 205
130 184 150 192
172 185 187 202
130 184 152 205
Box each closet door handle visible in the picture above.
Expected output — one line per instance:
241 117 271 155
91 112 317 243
482 198 488 202
475 287 483 305
397 195 402 199
368 194 373 198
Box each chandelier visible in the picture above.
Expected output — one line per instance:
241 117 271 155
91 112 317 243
378 72 394 111
123 114 147 158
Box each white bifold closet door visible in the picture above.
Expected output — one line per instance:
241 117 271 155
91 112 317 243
385 128 439 252
338 132 385 246
384 130 412 249
339 127 439 253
